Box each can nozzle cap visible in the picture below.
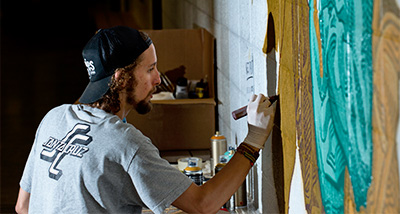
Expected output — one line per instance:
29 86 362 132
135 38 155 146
187 157 200 167
212 131 226 140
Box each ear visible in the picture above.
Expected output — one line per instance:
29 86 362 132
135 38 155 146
114 68 127 88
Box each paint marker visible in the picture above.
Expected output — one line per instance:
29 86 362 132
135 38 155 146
232 95 279 120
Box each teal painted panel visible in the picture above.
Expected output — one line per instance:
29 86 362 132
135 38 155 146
309 0 373 213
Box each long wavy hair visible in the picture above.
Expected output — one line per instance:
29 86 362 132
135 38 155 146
87 31 150 114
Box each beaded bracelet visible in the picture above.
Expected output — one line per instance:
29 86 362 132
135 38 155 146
236 143 260 166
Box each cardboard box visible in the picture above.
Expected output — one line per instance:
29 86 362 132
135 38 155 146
126 28 216 151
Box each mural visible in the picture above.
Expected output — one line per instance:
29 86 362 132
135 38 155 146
264 0 324 213
366 0 400 213
310 0 374 212
266 0 400 213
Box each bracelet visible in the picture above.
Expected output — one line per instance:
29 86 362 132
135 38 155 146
236 143 260 166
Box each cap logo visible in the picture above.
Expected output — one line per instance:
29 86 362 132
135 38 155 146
84 58 96 79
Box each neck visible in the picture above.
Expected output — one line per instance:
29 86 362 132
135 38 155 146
116 104 132 120
115 92 132 120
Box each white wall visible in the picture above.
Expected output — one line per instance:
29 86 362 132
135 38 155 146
161 0 279 212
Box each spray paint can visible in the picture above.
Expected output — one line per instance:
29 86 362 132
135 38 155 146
210 131 227 176
183 158 203 186
235 180 247 208
215 156 230 210
215 152 246 211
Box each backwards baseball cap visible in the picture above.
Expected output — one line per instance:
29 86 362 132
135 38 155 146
79 26 153 104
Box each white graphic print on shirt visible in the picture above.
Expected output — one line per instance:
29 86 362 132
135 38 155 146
40 123 92 180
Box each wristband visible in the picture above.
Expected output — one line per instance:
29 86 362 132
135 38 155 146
236 143 260 166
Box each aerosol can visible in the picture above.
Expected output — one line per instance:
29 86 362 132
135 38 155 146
183 158 203 186
210 131 227 176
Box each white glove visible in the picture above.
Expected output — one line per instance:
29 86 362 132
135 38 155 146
243 94 277 149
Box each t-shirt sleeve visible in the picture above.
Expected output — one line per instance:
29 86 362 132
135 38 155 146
127 140 193 214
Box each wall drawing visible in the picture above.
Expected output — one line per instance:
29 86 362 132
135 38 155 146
366 0 400 213
266 0 399 213
264 0 323 213
310 0 374 212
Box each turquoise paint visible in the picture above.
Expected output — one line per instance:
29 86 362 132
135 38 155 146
309 0 373 213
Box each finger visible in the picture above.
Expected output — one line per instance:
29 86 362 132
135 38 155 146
270 100 277 109
257 94 270 107
249 94 257 102
256 93 266 103
264 101 277 115
263 97 271 107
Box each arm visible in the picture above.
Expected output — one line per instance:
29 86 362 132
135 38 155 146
172 146 258 213
173 94 276 213
15 187 30 214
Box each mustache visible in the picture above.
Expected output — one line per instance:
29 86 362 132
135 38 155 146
148 87 157 97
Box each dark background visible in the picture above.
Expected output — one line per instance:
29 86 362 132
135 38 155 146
1 0 161 211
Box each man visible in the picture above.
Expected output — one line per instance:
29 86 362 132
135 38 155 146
15 26 276 214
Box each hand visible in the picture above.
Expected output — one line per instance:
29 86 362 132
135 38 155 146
243 94 277 149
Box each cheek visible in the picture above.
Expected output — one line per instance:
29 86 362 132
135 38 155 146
137 79 152 92
133 75 152 97
142 81 151 88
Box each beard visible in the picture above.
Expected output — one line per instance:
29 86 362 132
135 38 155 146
134 98 153 114
125 83 155 115
123 71 156 115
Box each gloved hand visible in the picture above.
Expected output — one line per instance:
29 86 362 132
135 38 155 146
243 94 277 149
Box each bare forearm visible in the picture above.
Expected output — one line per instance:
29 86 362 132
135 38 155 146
15 188 30 214
173 151 256 213
200 152 252 207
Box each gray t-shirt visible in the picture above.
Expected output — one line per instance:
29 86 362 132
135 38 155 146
20 104 192 214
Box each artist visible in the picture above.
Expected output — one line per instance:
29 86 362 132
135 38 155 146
15 26 276 214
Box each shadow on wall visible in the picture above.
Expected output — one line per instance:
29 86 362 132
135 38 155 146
266 13 277 98
265 13 285 214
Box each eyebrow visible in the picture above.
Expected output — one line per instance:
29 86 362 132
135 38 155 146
149 62 157 68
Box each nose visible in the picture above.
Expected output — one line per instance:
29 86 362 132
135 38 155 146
154 68 161 86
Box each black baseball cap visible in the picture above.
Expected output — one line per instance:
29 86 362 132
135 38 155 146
79 26 152 104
